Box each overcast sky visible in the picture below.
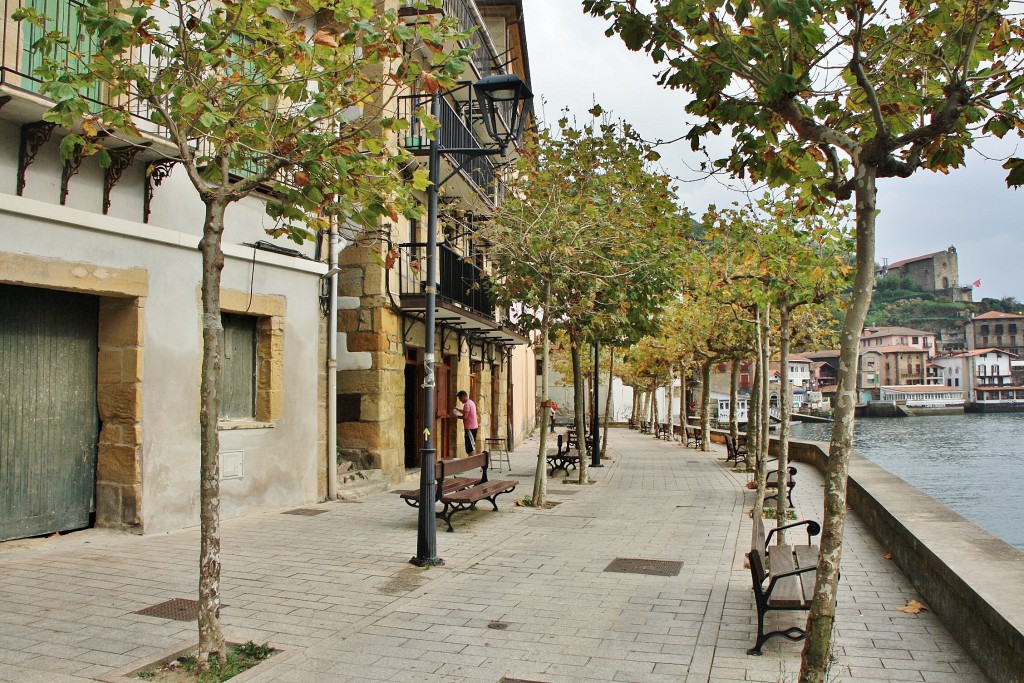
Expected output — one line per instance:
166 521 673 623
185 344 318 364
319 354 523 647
519 1 1024 301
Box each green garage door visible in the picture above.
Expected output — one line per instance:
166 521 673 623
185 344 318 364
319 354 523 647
1 284 100 542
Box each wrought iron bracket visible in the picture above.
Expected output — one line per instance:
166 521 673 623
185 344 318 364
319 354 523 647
103 143 150 214
17 121 57 196
143 158 181 223
60 133 109 206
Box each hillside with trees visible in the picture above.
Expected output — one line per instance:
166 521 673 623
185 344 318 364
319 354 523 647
867 276 1024 333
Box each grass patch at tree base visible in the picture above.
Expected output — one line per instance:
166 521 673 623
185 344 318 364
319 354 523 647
134 642 273 682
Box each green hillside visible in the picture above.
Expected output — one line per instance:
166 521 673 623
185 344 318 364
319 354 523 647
865 276 1022 333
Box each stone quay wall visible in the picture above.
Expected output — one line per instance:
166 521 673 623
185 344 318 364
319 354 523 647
762 435 1024 683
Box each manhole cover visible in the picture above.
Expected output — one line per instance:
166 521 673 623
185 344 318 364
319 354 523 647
604 558 683 577
133 598 199 621
487 621 509 630
282 508 329 516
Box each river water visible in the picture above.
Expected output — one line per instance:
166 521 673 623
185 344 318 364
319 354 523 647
788 413 1024 551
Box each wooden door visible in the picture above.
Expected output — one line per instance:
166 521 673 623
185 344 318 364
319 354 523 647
1 285 99 542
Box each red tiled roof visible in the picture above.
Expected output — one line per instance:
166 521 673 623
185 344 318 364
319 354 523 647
881 251 947 270
972 311 1024 320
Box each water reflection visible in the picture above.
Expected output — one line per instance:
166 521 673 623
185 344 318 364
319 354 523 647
789 413 1024 551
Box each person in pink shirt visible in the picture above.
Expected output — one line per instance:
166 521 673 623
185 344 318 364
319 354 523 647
455 390 478 454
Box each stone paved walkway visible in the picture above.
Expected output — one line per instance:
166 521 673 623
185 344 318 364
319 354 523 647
0 428 988 682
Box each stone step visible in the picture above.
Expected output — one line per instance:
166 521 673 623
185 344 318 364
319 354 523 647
335 468 388 501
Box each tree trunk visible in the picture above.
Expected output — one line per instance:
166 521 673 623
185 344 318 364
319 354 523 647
699 361 711 451
747 351 759 473
776 303 793 538
650 383 659 432
666 364 674 442
729 360 740 452
570 335 589 483
679 361 687 443
601 349 614 458
532 289 552 506
753 305 771 518
799 168 878 683
197 198 228 670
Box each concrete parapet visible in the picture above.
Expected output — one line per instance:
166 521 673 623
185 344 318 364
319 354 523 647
780 437 1024 683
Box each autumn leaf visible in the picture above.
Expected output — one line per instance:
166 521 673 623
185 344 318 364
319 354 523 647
313 29 338 49
420 72 440 94
883 552 893 560
896 599 928 614
294 171 311 187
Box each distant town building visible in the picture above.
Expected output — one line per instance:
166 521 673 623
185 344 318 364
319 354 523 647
964 311 1024 356
861 326 937 358
930 348 1024 411
877 245 972 302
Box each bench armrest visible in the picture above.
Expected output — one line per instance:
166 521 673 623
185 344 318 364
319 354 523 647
765 520 821 548
764 565 817 597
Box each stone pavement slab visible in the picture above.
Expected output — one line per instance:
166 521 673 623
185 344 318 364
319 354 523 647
0 428 988 682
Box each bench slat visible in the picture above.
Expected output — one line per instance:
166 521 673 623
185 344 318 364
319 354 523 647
767 545 806 608
442 479 517 504
793 546 819 603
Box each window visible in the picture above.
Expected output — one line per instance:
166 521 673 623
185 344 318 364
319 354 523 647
996 324 1004 335
221 313 257 419
218 291 285 425
981 325 990 335
912 336 919 344
1011 324 1018 335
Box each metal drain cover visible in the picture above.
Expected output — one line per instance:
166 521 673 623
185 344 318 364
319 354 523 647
487 621 509 630
604 558 683 576
133 598 200 621
282 508 329 516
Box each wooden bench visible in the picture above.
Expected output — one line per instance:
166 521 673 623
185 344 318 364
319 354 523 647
395 452 517 532
747 514 821 655
546 434 580 476
725 434 748 463
684 425 703 449
765 461 797 508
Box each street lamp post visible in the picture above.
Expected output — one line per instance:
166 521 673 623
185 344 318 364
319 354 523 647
411 74 532 568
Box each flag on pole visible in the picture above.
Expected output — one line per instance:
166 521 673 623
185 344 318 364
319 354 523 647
972 279 982 288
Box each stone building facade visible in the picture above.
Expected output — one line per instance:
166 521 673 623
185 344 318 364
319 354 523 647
335 0 537 484
878 245 973 302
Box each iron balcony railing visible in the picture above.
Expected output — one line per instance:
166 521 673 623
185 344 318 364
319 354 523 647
397 241 495 319
2 0 168 133
397 92 502 204
402 0 502 78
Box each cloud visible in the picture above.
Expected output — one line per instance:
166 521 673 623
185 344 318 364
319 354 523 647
520 0 1024 300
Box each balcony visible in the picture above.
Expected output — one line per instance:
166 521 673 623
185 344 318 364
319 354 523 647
394 241 525 345
396 92 508 206
400 0 503 79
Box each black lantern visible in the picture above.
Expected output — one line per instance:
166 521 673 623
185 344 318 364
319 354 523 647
473 73 533 153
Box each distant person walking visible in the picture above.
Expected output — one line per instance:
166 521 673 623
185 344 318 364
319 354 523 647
454 390 478 454
549 401 558 432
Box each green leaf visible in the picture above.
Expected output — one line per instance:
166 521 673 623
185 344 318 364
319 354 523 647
412 168 432 191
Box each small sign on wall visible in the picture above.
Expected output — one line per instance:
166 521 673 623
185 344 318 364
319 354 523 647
220 450 244 480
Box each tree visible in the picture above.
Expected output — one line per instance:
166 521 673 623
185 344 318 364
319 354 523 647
583 1 1024 677
18 0 467 668
704 198 853 526
485 111 684 497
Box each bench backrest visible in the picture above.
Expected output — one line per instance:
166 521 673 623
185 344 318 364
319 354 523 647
748 547 768 585
437 452 489 482
752 513 767 555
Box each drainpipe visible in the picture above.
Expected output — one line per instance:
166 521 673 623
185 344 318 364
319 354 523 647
327 224 340 500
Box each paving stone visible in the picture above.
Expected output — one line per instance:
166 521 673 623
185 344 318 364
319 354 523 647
0 429 994 682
